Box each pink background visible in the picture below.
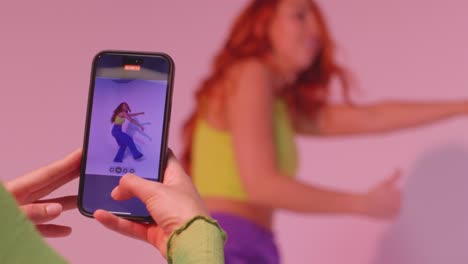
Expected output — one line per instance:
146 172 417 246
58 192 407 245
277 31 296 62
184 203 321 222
1 0 468 263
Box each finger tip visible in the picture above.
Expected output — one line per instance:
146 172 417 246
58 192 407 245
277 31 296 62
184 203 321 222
119 173 141 190
110 188 118 198
110 188 126 201
94 209 106 218
121 173 137 181
38 225 73 238
64 226 72 236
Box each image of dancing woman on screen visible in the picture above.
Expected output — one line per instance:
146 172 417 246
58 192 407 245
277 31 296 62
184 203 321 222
111 102 145 162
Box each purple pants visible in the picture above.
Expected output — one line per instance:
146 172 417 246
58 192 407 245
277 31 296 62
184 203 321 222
211 212 280 264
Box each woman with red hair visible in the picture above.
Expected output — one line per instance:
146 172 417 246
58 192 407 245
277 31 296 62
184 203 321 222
183 0 468 262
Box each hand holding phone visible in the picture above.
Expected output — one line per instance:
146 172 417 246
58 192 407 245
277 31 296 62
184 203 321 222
94 151 209 257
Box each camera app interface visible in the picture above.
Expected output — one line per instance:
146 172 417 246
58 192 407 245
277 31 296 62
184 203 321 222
82 53 170 217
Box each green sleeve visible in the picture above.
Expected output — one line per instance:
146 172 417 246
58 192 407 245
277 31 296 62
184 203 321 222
0 183 68 264
166 215 226 264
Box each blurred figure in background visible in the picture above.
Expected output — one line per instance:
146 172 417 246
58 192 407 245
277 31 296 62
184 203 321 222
182 0 468 263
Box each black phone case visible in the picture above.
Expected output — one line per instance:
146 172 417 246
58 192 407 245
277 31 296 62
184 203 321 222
77 50 175 222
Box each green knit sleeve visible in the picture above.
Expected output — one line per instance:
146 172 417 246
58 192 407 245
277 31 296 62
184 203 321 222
0 183 68 264
166 215 226 264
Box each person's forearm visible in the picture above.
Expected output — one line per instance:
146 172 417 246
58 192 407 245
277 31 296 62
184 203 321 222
320 101 468 135
246 174 367 215
361 101 467 131
130 112 144 117
128 118 141 127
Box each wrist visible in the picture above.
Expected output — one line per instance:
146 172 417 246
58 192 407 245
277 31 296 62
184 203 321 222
348 193 369 216
166 215 226 263
165 209 211 236
450 101 468 115
460 101 468 114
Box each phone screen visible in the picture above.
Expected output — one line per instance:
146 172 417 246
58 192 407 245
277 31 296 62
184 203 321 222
79 52 173 219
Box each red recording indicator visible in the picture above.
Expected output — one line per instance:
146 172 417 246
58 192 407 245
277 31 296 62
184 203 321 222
124 65 141 71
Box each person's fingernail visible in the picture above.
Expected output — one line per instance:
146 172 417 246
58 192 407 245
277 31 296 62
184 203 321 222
46 204 62 216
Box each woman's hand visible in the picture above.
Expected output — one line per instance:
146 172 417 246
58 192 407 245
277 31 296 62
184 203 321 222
361 170 402 219
4 149 82 237
94 151 209 257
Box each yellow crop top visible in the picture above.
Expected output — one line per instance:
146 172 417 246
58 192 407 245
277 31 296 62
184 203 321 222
114 116 125 125
191 99 298 201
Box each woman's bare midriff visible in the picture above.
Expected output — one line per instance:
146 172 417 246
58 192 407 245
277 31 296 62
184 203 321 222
204 197 274 230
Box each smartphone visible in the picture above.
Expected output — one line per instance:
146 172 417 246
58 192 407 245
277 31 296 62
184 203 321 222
78 51 174 222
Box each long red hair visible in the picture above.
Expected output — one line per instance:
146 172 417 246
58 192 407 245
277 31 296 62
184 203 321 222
182 0 351 172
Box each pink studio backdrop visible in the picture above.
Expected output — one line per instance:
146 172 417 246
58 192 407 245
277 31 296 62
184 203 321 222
1 0 468 263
